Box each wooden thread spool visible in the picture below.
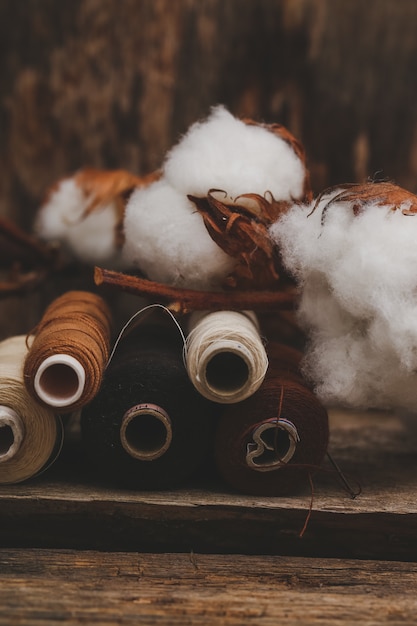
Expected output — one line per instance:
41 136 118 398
0 406 24 463
120 403 173 461
0 335 62 484
215 343 329 496
185 310 268 404
81 324 218 489
24 291 112 412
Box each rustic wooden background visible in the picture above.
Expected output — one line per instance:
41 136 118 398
2 0 417 333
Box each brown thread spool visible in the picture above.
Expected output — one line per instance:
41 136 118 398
23 291 112 412
265 341 304 381
0 335 62 484
215 343 329 496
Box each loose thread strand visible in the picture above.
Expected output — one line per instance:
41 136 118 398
107 303 187 368
299 471 315 538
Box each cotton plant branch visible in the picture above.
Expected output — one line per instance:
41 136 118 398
0 216 61 298
94 266 298 315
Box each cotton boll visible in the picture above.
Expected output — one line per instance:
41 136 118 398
163 106 307 203
122 179 236 289
35 179 84 240
34 178 124 267
270 189 417 412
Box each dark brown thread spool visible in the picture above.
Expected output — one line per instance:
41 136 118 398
215 343 329 496
23 291 112 412
80 324 218 489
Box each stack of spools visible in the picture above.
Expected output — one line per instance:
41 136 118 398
0 106 331 496
80 306 329 495
0 290 329 495
0 290 112 484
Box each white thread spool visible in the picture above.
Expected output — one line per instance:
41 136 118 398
185 310 268 403
33 354 86 409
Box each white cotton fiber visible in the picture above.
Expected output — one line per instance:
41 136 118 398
34 178 124 267
270 191 417 412
122 179 236 289
163 105 306 202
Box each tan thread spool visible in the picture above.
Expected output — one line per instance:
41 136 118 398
185 310 268 403
24 291 112 412
0 335 62 484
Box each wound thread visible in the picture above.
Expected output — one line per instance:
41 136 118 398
185 310 268 403
23 291 112 412
80 324 218 490
215 342 329 496
0 335 62 484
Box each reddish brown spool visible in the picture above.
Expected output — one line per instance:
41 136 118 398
215 343 329 496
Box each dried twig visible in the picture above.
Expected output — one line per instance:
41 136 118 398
0 216 61 298
94 266 298 314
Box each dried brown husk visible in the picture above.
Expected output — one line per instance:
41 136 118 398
188 190 290 290
310 181 417 224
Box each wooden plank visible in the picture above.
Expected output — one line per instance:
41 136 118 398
1 549 417 625
1 409 417 559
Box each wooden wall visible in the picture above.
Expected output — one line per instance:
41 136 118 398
1 0 417 331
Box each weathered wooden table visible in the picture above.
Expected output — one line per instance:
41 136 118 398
1 408 417 624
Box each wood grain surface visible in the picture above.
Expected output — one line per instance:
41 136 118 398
1 409 417 560
1 549 416 625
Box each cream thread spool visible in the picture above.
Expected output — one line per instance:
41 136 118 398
0 335 62 484
185 310 268 403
